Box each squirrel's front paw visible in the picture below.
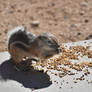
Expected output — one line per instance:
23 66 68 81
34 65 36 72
14 64 31 71
14 60 32 71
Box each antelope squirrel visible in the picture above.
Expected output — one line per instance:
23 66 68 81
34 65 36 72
7 26 61 70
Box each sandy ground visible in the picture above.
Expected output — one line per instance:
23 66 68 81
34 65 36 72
0 0 92 51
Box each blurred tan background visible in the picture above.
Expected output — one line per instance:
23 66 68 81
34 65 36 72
0 0 92 51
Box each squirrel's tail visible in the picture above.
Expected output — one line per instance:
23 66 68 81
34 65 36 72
6 26 27 49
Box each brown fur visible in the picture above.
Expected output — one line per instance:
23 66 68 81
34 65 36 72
7 26 61 65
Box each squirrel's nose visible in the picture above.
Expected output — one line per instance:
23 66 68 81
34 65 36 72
56 48 62 54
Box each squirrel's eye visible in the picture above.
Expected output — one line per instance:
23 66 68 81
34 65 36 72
48 40 51 43
47 40 52 45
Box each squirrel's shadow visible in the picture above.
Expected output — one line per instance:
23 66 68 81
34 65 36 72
0 58 52 89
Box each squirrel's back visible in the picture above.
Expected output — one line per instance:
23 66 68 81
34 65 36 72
7 26 35 50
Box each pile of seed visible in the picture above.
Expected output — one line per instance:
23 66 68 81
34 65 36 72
32 45 92 78
29 44 92 90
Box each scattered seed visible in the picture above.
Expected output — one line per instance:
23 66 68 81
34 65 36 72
66 82 69 84
68 72 75 75
59 87 62 89
71 87 73 88
74 80 78 83
55 73 57 76
54 80 56 82
56 82 58 84
31 88 35 91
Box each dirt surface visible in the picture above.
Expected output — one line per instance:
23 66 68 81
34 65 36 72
0 0 92 52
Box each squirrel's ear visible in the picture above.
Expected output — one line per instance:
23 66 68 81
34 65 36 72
22 26 27 32
21 24 27 32
18 26 27 32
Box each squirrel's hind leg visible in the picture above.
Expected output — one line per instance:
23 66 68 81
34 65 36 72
9 43 32 71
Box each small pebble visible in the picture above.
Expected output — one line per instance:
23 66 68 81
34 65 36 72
56 82 58 84
68 72 75 75
17 9 21 12
88 81 90 84
70 24 76 28
11 4 16 9
59 73 64 78
51 2 55 6
54 73 57 76
77 32 82 35
66 82 69 84
74 80 78 83
85 34 92 40
84 18 89 23
59 87 62 89
25 9 28 13
61 82 63 85
64 15 68 19
31 21 40 27
81 2 88 7
8 10 14 14
80 11 85 15
71 87 73 88
54 80 56 82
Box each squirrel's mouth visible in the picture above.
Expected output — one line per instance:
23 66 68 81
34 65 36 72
45 54 53 58
44 53 54 59
56 48 62 54
44 48 62 58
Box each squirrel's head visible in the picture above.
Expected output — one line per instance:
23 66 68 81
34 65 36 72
35 32 61 59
